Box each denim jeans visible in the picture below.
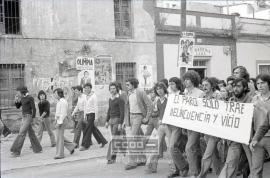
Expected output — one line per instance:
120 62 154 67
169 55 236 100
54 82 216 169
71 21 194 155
186 130 201 176
37 117 56 146
251 136 270 178
107 118 120 161
148 124 175 172
10 114 42 155
218 142 242 178
73 111 84 146
126 114 146 166
169 125 188 171
198 135 221 178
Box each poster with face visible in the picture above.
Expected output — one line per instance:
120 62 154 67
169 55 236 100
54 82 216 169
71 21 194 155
138 65 153 89
94 56 112 85
78 69 95 88
178 33 195 68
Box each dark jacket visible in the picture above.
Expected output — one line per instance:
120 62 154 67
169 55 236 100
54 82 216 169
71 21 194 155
252 100 270 142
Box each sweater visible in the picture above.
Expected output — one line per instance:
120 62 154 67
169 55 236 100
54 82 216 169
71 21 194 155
15 95 36 118
157 97 168 120
38 100 50 118
106 96 125 124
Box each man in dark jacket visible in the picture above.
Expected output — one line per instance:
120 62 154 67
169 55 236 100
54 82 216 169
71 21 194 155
219 78 252 178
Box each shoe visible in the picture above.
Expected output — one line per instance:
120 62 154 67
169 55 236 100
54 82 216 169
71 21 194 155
167 171 179 178
70 149 75 155
125 164 137 170
3 130 11 137
54 156 64 159
107 160 116 164
100 142 107 148
79 146 88 151
34 150 42 154
51 144 56 147
179 169 188 177
144 167 157 174
10 152 20 157
137 162 146 166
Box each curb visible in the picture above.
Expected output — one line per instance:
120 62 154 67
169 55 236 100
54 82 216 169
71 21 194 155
2 155 106 175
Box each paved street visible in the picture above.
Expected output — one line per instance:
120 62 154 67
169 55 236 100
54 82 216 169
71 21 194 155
3 154 270 178
1 127 270 178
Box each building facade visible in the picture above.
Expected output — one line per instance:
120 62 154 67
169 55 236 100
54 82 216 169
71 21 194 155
155 2 270 81
0 0 156 125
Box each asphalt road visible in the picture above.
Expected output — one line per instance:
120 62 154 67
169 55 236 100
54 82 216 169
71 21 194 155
3 156 270 178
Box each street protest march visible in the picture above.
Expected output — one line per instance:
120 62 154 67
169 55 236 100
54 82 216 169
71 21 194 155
162 94 254 145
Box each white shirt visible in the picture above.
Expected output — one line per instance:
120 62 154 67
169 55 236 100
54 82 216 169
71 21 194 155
55 98 68 124
129 89 142 114
184 87 203 98
72 94 86 115
84 92 98 118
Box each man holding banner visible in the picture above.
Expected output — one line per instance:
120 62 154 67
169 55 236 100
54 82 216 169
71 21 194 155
167 77 189 178
183 70 204 177
218 78 253 178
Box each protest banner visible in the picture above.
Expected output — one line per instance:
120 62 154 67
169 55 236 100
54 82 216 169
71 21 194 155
162 94 254 145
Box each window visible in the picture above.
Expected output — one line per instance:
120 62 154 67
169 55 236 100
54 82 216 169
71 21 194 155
0 0 20 34
114 0 132 38
0 64 24 109
258 64 270 74
116 62 136 90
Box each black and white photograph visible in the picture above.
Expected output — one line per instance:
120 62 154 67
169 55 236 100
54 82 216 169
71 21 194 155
1 0 270 178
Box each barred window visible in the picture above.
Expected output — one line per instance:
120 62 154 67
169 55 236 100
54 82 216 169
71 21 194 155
114 0 132 38
0 64 24 109
0 0 20 34
116 62 136 90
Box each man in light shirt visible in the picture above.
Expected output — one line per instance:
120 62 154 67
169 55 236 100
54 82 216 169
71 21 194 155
80 83 107 151
72 86 86 148
53 88 76 159
124 78 152 170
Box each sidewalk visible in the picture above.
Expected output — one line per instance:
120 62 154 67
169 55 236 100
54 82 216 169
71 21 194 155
1 127 111 174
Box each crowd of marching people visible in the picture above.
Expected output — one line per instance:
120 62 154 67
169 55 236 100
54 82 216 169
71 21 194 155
2 65 270 178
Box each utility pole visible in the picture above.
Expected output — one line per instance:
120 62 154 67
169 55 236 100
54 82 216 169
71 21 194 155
180 0 187 78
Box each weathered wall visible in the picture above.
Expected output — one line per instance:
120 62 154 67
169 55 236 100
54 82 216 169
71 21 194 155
0 0 156 130
237 42 270 77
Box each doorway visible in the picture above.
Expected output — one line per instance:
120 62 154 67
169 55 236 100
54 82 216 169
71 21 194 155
188 68 206 80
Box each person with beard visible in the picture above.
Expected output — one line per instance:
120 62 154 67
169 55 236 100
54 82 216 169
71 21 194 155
197 77 222 178
232 66 253 178
218 78 252 178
